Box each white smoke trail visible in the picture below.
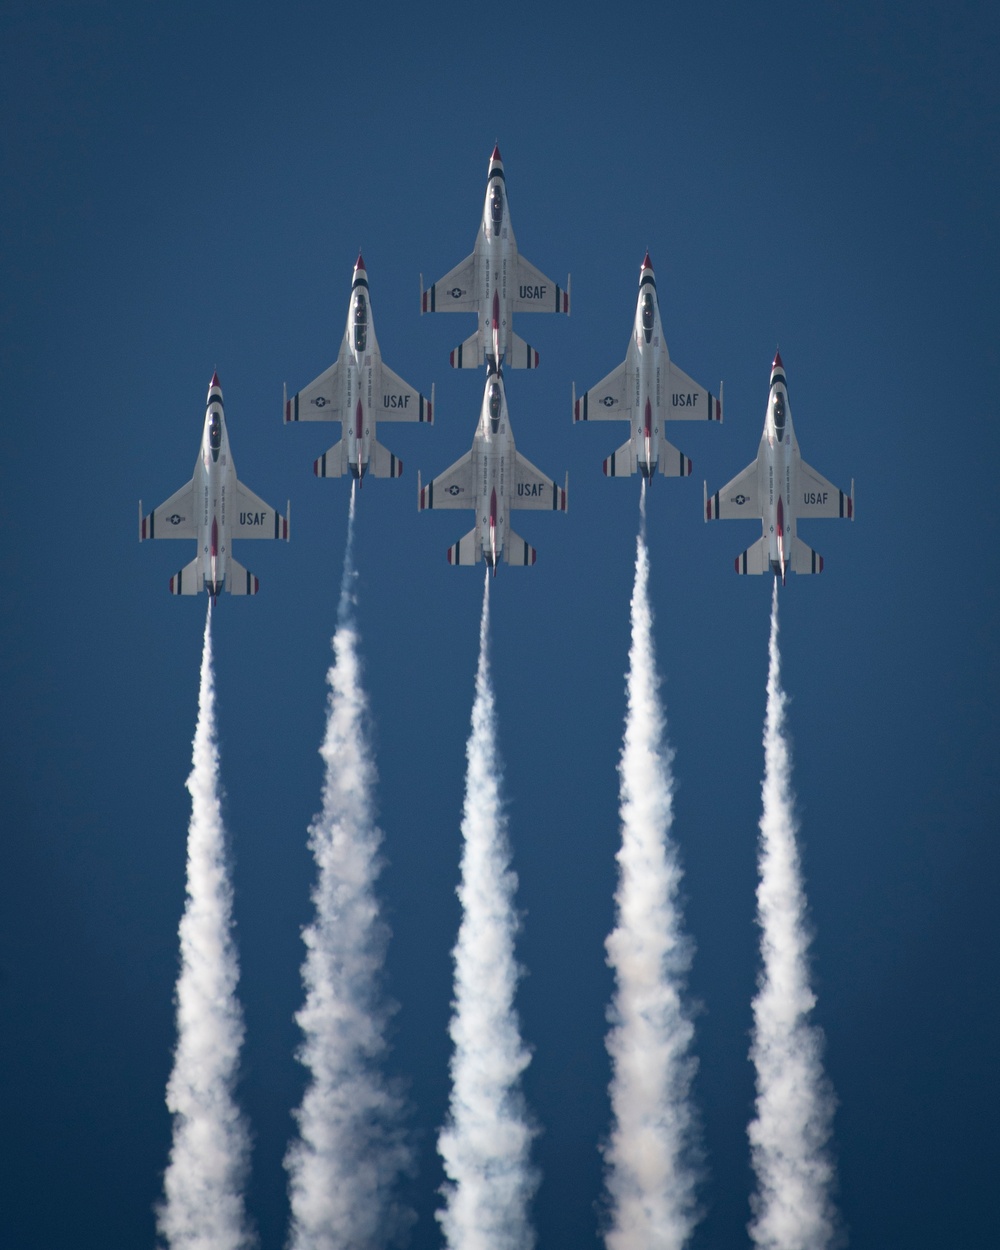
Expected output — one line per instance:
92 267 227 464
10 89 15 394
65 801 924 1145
602 481 700 1250
437 572 537 1250
747 580 838 1250
286 484 411 1250
157 601 254 1250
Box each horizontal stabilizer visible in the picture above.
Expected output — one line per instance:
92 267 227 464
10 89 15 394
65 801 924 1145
504 527 537 566
169 557 204 595
790 538 824 575
657 438 693 477
735 536 770 575
603 437 636 477
371 438 404 478
505 329 540 369
450 331 483 369
226 556 260 595
447 528 480 566
314 439 346 478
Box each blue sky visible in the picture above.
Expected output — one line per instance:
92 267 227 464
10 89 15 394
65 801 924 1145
2 2 998 1247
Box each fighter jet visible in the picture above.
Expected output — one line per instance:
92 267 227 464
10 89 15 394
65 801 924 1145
704 351 854 582
140 373 289 599
284 254 433 483
573 253 722 479
420 145 570 370
417 360 567 572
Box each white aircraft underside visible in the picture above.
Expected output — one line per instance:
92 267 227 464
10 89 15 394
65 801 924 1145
573 253 722 479
705 351 854 581
140 374 289 598
285 255 432 482
418 362 567 572
421 145 570 370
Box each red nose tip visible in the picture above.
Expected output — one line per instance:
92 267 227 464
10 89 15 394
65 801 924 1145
210 371 220 388
491 143 502 162
355 253 365 271
773 350 784 370
641 251 652 270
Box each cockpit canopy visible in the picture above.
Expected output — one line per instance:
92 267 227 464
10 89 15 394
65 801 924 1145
353 293 368 353
487 380 502 429
641 292 655 333
772 391 786 441
209 411 222 453
490 184 504 235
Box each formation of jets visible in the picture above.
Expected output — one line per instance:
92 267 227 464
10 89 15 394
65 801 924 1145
140 146 853 595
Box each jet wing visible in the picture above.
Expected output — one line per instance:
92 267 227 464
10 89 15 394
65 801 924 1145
512 451 567 511
232 481 290 539
141 479 197 540
377 362 433 423
574 360 630 422
798 459 854 519
665 361 723 422
512 255 570 314
705 460 761 519
285 358 344 424
418 451 475 509
422 254 478 313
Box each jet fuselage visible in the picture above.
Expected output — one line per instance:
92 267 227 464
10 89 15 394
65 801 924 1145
191 378 235 599
630 260 668 478
759 362 798 582
479 154 517 366
472 368 515 573
343 264 379 481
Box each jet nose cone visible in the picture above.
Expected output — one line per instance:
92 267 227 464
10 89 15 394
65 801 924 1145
355 252 365 271
210 371 220 387
490 143 502 165
641 251 653 270
772 349 784 370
